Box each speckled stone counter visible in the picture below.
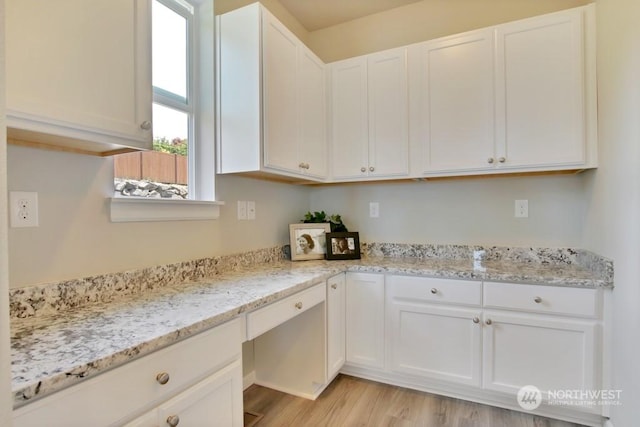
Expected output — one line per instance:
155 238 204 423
10 244 613 409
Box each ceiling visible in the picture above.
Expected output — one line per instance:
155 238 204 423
277 0 424 31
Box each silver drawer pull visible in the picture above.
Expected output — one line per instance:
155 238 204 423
140 120 152 130
430 288 437 295
534 296 542 304
166 415 180 427
472 317 480 324
331 284 337 290
485 319 492 325
295 302 303 310
156 372 170 385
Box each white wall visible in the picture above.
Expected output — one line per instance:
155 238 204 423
7 145 311 288
310 174 587 247
0 0 14 422
582 0 640 424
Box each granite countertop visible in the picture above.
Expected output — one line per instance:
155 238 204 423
10 249 613 409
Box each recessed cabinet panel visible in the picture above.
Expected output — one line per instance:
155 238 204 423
299 49 328 178
482 311 597 409
262 12 299 173
345 273 385 369
367 49 409 177
420 30 495 172
496 9 585 168
6 0 152 153
327 274 346 379
330 58 369 180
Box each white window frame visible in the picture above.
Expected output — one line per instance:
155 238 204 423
110 0 221 222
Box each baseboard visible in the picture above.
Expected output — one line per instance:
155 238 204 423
243 370 256 391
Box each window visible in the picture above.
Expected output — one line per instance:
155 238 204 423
111 0 219 222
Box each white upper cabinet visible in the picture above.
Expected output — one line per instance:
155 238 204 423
330 48 409 181
5 0 152 155
414 29 496 173
217 3 327 181
495 7 589 169
413 5 596 177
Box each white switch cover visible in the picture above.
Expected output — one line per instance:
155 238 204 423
247 201 256 220
10 191 39 227
369 202 380 218
515 200 529 218
237 201 247 220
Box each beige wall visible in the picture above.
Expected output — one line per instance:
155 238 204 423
0 0 14 421
583 0 640 424
308 0 593 62
215 0 309 45
310 174 587 247
7 145 310 288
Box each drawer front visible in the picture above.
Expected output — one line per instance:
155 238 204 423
387 275 482 307
246 282 326 340
14 318 243 427
483 282 599 317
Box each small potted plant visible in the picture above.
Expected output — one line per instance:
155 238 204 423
302 211 348 232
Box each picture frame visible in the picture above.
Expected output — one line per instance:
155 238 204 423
325 232 361 260
289 223 332 261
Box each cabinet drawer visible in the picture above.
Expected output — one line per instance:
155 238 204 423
246 283 326 340
387 275 482 307
483 282 599 318
13 318 243 427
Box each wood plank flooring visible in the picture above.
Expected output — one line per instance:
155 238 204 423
243 374 585 427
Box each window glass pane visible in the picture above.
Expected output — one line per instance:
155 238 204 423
153 103 189 154
152 0 187 99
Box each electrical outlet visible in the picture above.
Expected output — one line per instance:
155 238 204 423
247 201 256 220
515 200 529 218
369 202 380 218
237 201 247 220
10 191 39 228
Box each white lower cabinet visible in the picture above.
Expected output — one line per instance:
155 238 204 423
327 273 346 380
345 272 385 369
13 318 243 427
125 360 243 427
386 276 482 387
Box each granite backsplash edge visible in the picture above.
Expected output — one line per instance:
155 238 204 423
9 243 613 320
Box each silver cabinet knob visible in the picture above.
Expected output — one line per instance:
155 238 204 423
305 163 310 169
361 167 366 173
534 296 542 304
472 317 480 324
295 302 303 310
498 157 506 163
140 121 152 131
166 415 180 427
299 162 305 168
485 319 492 325
156 372 170 385
331 284 337 290
487 158 495 164
369 166 375 172
430 288 437 294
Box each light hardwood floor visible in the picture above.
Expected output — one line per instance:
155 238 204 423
243 374 585 427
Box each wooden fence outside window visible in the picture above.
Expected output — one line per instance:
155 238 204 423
114 151 188 185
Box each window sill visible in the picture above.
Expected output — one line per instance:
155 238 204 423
109 196 224 222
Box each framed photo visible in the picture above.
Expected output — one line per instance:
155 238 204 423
289 223 331 261
326 232 361 260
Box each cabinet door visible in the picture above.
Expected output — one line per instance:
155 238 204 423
327 273 346 379
345 273 385 369
5 0 152 151
262 8 299 173
298 47 327 179
418 30 496 173
388 301 482 387
482 311 597 401
495 9 585 168
367 48 409 178
331 57 369 180
156 360 243 427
